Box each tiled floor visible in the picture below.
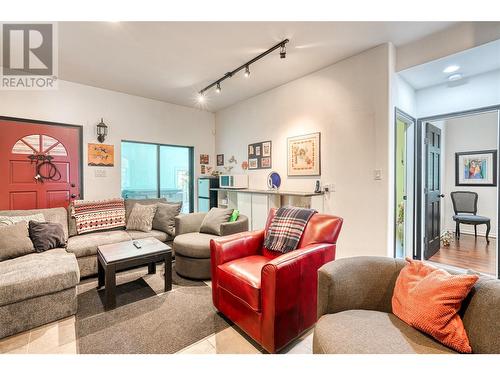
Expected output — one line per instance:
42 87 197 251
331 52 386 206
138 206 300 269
0 280 312 355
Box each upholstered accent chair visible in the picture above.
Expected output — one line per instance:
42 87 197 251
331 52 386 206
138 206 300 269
314 256 500 354
450 191 491 243
173 212 249 279
210 208 343 353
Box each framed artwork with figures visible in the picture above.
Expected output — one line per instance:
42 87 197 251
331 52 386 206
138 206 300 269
455 150 497 186
287 132 321 176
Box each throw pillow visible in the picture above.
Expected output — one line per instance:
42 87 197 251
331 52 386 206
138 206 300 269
126 204 158 232
28 221 66 252
392 258 479 353
0 221 35 261
152 202 182 236
199 207 234 236
72 198 126 234
229 209 240 222
0 213 45 228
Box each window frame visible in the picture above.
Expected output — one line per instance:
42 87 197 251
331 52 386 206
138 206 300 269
121 139 194 213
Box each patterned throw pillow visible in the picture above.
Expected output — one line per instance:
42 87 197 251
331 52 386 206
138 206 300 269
126 204 158 232
72 198 126 234
0 213 45 228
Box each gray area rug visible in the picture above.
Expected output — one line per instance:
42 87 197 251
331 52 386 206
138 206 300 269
76 264 230 354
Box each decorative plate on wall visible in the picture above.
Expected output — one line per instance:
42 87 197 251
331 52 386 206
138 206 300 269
267 171 281 189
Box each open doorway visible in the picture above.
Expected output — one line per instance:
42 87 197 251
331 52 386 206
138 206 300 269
394 109 415 259
418 108 499 277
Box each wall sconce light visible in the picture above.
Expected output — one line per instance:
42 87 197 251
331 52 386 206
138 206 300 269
96 118 108 143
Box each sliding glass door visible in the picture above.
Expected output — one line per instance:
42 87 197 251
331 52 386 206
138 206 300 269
121 141 194 213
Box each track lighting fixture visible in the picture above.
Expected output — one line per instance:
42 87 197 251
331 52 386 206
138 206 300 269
280 43 286 59
197 39 289 99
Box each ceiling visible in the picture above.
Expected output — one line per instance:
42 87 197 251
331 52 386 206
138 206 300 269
58 22 455 112
399 38 500 90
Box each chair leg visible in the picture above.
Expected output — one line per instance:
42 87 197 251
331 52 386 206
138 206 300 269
456 222 460 239
486 221 490 244
455 222 459 238
474 225 477 238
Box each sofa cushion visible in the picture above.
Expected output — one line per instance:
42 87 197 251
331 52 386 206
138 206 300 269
173 232 218 258
0 213 45 227
126 204 157 232
152 202 181 236
0 248 79 307
127 229 170 242
0 221 35 261
200 207 233 236
217 255 268 312
392 258 478 353
0 207 69 240
124 198 166 222
66 230 132 257
28 221 66 252
313 310 456 354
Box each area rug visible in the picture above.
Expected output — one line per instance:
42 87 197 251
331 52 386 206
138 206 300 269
76 264 230 354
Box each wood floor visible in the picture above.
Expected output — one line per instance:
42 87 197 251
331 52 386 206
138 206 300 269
429 234 497 276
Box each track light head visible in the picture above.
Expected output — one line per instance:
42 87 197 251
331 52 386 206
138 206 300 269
216 82 221 93
280 43 286 59
244 65 250 78
197 91 205 103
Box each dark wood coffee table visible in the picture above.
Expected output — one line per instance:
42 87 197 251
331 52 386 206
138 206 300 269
97 237 172 309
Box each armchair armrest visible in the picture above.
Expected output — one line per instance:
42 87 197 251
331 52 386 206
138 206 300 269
175 212 206 236
260 243 336 352
317 256 406 318
220 215 249 236
210 229 264 266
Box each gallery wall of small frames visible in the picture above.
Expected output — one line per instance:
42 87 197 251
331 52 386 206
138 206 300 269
248 140 272 170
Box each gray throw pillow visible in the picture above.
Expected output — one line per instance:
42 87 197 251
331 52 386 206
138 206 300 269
124 198 167 222
0 221 35 261
200 208 234 236
126 204 158 232
152 202 182 236
28 221 66 252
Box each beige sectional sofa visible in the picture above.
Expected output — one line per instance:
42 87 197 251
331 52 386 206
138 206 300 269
0 198 173 339
314 256 500 354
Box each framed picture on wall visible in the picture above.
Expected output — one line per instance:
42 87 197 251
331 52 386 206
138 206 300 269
455 150 497 186
88 143 114 167
217 154 224 166
200 154 209 165
287 132 321 176
247 140 272 169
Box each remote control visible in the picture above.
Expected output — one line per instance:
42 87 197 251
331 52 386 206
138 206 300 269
133 241 142 249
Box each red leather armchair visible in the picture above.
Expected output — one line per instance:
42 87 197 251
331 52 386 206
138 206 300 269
210 209 343 353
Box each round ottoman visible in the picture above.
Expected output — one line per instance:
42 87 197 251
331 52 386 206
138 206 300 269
173 232 218 279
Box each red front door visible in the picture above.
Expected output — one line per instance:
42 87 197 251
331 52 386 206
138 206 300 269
0 118 81 210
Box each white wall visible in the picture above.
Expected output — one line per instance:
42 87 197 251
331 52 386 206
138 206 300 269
442 112 499 237
0 80 215 204
397 22 500 71
394 75 417 118
215 44 391 259
417 69 500 118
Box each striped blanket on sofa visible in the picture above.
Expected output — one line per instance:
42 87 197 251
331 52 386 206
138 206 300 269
263 206 317 253
71 198 126 234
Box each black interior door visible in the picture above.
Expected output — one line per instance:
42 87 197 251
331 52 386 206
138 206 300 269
425 123 443 259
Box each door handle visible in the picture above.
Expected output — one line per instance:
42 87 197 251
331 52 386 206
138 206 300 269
71 194 77 199
439 194 445 198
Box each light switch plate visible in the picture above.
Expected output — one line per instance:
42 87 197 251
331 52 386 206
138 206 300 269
374 169 382 180
95 169 107 178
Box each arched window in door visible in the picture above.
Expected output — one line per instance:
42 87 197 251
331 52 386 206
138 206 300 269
12 134 68 156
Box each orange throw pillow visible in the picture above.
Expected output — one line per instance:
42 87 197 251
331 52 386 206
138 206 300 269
392 258 478 353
